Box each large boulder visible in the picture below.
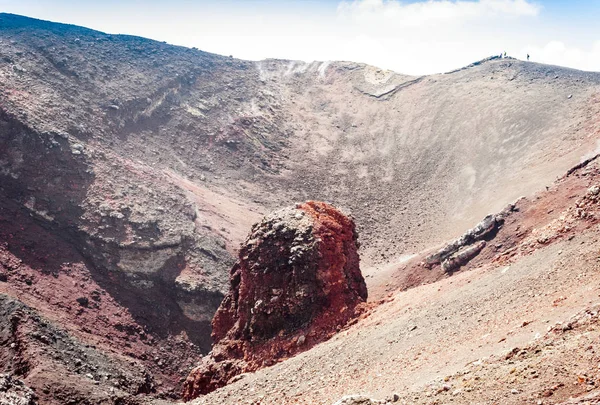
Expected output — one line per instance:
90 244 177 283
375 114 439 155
182 201 368 399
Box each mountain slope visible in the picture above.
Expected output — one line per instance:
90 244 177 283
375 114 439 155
1 13 600 404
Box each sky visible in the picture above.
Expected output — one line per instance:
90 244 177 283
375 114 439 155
1 0 599 75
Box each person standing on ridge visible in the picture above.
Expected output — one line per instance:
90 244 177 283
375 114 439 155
527 53 530 61
503 51 507 58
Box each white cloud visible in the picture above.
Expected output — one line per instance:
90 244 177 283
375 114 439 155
522 41 600 72
337 0 541 27
330 0 545 74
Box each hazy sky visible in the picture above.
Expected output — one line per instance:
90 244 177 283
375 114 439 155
2 0 599 75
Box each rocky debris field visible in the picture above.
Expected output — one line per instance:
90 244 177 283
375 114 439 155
0 374 37 405
183 201 367 399
0 294 161 404
331 301 600 405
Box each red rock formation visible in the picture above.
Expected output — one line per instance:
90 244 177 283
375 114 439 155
182 201 368 400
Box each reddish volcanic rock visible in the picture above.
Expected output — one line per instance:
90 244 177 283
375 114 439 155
182 201 368 400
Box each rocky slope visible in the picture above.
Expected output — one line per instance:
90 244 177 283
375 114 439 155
193 156 600 405
1 12 600 405
0 200 206 402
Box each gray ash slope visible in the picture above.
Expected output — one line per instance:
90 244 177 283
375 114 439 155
2 13 600 268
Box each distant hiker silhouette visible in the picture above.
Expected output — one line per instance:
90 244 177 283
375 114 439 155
527 53 530 61
503 51 507 58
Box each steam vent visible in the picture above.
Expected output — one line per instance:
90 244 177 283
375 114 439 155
182 201 368 399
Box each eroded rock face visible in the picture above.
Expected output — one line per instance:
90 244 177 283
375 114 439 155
182 201 368 400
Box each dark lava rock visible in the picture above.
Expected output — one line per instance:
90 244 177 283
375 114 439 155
182 201 368 399
75 297 89 307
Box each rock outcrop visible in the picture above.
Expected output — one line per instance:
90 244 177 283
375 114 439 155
332 396 386 405
426 205 516 273
331 394 400 405
182 201 368 400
